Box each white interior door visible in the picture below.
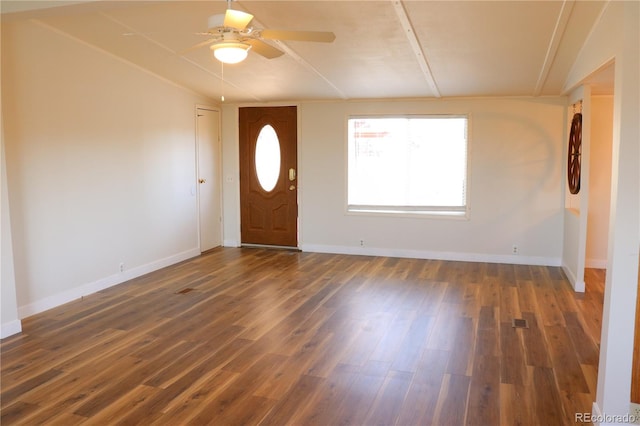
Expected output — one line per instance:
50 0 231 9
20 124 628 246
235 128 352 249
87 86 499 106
197 107 222 252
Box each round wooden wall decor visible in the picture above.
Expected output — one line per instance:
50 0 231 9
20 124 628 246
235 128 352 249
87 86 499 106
567 112 582 194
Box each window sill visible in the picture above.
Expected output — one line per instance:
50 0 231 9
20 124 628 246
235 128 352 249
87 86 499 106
346 208 469 220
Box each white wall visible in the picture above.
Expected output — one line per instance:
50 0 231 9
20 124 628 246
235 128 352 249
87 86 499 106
1 13 21 338
2 19 214 324
221 105 241 247
2 119 21 338
586 96 613 269
564 1 639 422
563 208 581 280
223 97 566 265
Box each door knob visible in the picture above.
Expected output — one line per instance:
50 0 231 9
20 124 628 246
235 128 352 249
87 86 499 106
199 178 206 184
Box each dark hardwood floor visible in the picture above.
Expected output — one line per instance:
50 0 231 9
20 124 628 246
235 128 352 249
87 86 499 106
1 248 604 425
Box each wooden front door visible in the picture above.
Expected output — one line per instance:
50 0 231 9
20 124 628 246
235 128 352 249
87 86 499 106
239 106 298 247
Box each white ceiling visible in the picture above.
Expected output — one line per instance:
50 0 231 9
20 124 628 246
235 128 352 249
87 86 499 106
1 0 610 103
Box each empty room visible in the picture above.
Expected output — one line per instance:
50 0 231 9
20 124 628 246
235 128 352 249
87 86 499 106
1 1 638 425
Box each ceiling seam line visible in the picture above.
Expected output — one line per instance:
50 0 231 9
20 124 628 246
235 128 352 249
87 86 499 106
561 0 612 94
391 0 441 98
533 0 575 97
239 4 348 100
29 19 214 101
270 39 349 100
98 11 263 102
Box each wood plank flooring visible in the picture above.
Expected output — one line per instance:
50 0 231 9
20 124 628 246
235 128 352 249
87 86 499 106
1 248 604 425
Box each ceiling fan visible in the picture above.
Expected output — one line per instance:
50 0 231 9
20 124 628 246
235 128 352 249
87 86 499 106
188 4 336 64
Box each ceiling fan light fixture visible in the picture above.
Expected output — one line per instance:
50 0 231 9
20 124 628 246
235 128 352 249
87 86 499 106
211 42 251 64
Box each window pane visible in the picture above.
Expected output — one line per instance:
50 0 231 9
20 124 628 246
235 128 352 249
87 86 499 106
348 116 467 211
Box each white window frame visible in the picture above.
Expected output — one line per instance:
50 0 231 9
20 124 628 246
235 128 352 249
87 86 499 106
346 114 471 219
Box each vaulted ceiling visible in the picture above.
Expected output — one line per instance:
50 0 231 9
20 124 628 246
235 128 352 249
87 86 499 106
1 0 608 103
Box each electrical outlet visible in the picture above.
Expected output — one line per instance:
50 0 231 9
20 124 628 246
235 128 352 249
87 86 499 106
630 403 640 424
512 245 519 255
360 239 365 247
119 262 124 273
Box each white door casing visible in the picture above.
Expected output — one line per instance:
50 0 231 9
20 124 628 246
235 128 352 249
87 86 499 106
197 107 222 252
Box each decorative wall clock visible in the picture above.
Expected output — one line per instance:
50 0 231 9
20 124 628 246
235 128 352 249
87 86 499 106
567 112 582 194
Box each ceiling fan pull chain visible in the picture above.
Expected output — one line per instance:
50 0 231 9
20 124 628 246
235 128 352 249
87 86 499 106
221 62 225 102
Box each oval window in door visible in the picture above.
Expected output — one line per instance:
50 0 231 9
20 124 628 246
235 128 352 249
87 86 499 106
255 124 281 192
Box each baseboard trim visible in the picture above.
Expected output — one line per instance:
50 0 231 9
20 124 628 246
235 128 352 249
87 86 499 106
562 262 586 292
592 401 604 426
18 248 200 319
1 319 23 339
223 239 240 248
300 244 561 267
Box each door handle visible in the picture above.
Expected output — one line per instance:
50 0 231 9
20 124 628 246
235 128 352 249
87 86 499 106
289 168 296 181
199 178 206 184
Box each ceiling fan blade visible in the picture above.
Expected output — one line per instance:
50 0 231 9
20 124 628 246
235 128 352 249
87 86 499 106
179 38 216 55
260 29 335 43
246 39 284 59
224 9 254 30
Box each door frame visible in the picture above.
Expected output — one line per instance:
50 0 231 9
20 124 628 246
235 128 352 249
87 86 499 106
195 104 223 252
234 103 302 248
